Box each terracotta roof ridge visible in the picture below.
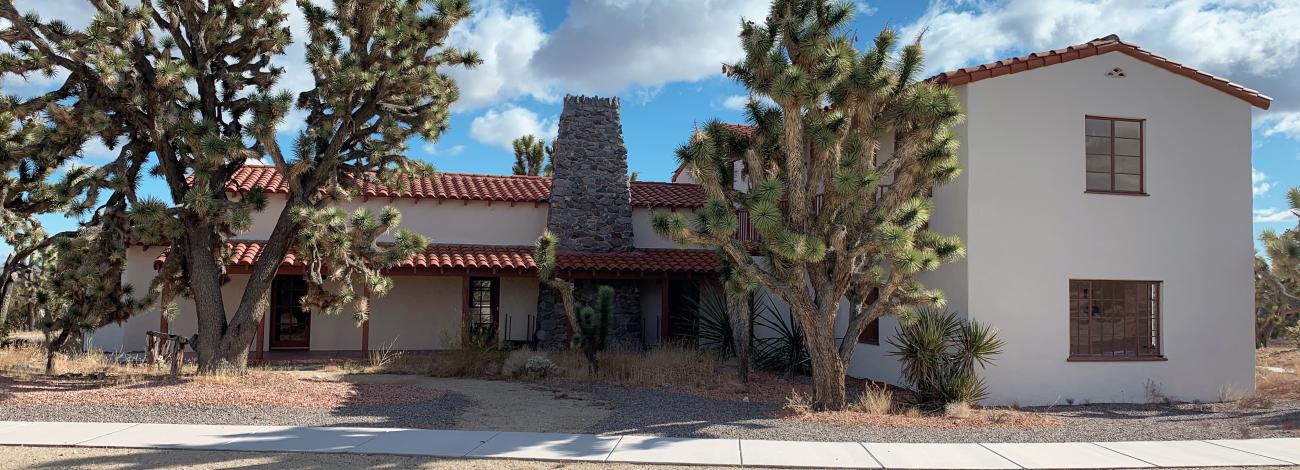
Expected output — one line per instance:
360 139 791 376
926 34 1271 109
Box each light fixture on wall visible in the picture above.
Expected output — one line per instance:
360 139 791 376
1106 67 1126 78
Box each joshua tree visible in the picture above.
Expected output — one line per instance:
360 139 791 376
1256 191 1300 347
652 2 964 410
512 135 550 176
572 285 614 374
0 0 480 371
534 230 578 336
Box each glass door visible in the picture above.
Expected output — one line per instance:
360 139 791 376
270 275 310 349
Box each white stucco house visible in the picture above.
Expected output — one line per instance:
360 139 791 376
94 35 1268 405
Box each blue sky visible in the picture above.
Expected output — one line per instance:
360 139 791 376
5 0 1300 256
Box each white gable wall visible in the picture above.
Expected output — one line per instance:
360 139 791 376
951 52 1255 405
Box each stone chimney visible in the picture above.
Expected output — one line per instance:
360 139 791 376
545 95 635 252
535 95 641 350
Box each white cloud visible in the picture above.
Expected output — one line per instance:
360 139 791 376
469 105 558 151
533 0 768 95
721 95 749 111
445 1 553 110
422 143 465 157
1253 168 1273 196
1259 112 1300 141
855 2 878 16
901 0 1300 136
1254 207 1297 223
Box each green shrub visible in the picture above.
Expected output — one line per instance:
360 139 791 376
887 307 1004 410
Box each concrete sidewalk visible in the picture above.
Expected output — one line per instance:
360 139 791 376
0 421 1296 469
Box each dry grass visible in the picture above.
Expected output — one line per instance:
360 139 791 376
1254 345 1300 403
847 383 893 415
944 401 974 419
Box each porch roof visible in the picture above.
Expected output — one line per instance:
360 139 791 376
220 166 707 209
152 241 721 277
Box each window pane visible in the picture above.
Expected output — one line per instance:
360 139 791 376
1115 120 1141 139
1085 118 1111 137
1086 172 1112 191
1086 155 1111 172
1114 137 1141 156
1115 156 1141 174
1086 136 1111 155
1115 173 1141 192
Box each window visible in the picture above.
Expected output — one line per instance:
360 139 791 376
1085 116 1145 194
1068 280 1162 361
856 288 880 345
857 318 880 345
468 277 499 339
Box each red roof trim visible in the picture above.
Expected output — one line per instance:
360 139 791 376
927 35 1271 110
153 241 721 275
220 166 706 208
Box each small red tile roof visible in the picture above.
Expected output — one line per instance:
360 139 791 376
625 181 708 209
221 166 704 208
155 241 720 275
928 34 1271 109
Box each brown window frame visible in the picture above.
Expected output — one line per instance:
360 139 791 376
468 277 500 340
1084 116 1147 196
1068 279 1165 362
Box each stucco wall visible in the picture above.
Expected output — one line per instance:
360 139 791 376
242 196 549 246
632 207 698 248
957 52 1255 405
89 248 254 353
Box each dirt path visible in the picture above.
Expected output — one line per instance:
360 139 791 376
329 372 613 432
0 446 725 469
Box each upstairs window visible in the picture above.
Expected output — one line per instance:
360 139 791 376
1085 117 1145 194
1068 280 1163 361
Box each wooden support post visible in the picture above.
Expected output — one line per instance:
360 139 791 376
159 284 170 333
361 319 370 359
660 280 670 343
256 310 266 362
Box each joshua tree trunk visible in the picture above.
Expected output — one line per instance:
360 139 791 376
44 327 73 375
729 290 752 383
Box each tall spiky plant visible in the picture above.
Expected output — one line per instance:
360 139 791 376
512 135 549 176
651 2 964 410
1 0 481 371
887 307 1003 409
572 285 614 374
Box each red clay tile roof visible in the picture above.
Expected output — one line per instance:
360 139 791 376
221 166 704 208
928 34 1271 109
155 241 719 274
626 181 708 209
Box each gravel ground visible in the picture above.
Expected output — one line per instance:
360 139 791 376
2 373 1298 443
576 384 1300 442
0 446 725 470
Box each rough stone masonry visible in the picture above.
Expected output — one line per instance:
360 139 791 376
535 95 642 350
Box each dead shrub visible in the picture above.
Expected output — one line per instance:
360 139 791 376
784 389 814 415
944 401 974 419
847 383 893 415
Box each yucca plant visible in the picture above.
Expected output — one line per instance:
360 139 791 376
753 292 811 376
887 307 1004 410
689 284 739 358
